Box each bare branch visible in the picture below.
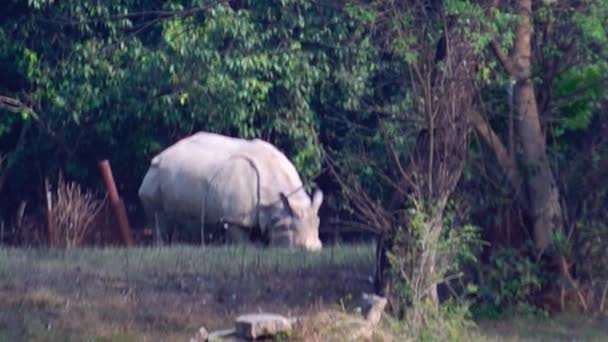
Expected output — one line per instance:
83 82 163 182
0 95 55 137
469 110 523 194
324 151 391 232
0 96 40 120
485 0 529 81
384 133 409 184
490 40 529 80
0 95 77 159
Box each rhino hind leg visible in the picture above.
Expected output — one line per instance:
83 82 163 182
152 211 174 247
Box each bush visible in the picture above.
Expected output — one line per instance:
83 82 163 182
48 176 106 248
570 219 608 313
383 202 482 340
472 244 544 318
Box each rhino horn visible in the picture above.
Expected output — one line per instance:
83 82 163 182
311 189 323 213
280 192 297 217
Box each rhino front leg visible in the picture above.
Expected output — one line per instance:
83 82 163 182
224 223 250 244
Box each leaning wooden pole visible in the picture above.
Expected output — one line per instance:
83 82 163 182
98 160 135 247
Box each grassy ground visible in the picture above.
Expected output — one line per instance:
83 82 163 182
0 244 375 341
478 314 608 341
0 244 606 341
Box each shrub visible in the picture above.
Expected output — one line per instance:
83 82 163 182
48 176 106 248
570 219 608 313
384 202 482 338
472 244 544 318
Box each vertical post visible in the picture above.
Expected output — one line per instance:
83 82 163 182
98 160 134 247
45 178 54 247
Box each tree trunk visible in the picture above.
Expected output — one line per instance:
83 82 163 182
375 16 477 310
513 0 563 251
374 234 400 311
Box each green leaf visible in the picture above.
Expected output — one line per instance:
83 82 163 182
19 110 30 120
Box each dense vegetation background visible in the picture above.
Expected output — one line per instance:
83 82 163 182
1 0 607 326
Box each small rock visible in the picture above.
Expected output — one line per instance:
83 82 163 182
208 328 244 341
360 293 388 325
190 326 209 342
235 313 292 339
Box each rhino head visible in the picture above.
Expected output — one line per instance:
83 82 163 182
266 189 324 251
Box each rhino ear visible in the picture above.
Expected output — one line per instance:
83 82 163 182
280 192 296 217
311 189 323 213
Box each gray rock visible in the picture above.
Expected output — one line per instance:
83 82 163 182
360 293 388 325
208 328 246 341
234 313 293 339
189 326 209 342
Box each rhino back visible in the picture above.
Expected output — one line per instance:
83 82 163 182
140 131 312 226
154 133 241 219
242 139 311 212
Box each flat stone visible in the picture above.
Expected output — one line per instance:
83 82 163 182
234 313 293 339
208 328 246 341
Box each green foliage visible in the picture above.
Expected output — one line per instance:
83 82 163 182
445 1 491 54
386 201 482 324
0 0 374 202
414 301 477 342
0 0 607 329
573 218 608 284
440 201 483 271
554 64 605 137
572 1 608 45
472 245 544 319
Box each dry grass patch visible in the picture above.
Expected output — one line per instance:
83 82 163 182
26 288 66 310
292 309 398 342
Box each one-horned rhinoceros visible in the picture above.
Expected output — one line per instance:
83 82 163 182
138 131 323 251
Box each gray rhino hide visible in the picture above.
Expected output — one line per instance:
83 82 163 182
138 131 323 251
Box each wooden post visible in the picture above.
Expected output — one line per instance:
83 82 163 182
45 178 54 247
98 160 134 247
